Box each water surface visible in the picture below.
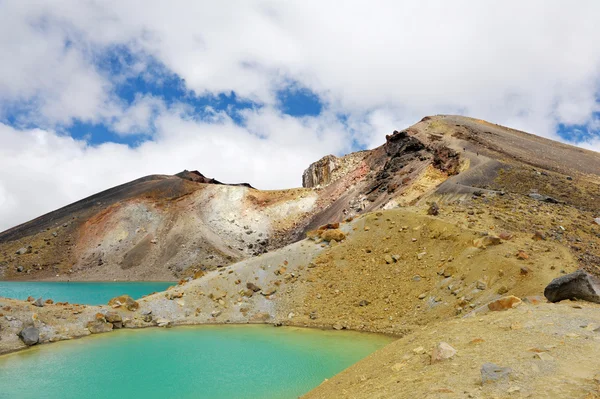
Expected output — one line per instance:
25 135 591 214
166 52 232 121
0 281 173 305
0 325 393 399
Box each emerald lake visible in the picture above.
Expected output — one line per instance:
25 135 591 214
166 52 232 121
0 325 393 399
0 281 173 305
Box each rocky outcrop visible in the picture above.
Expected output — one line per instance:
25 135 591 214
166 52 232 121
302 155 339 188
544 270 600 303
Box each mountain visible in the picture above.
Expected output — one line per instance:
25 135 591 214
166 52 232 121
2 114 600 282
4 115 600 397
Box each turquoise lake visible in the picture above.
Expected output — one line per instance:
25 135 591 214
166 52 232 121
0 325 393 399
0 281 173 305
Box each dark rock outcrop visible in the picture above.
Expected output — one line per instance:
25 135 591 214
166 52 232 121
544 270 600 303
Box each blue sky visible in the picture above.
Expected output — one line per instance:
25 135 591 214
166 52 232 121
1 1 600 230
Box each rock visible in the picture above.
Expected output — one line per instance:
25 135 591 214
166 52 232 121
533 231 546 241
529 193 559 203
309 311 318 320
358 299 370 306
16 266 23 272
261 288 277 296
544 270 600 304
18 326 39 346
595 218 600 226
302 155 339 188
44 299 53 305
15 247 31 255
246 282 262 292
156 318 171 328
481 363 512 384
384 255 394 264
431 342 457 364
86 319 113 334
32 297 44 307
165 291 184 300
104 311 122 323
108 295 139 311
211 310 222 318
473 235 502 248
332 323 344 330
427 202 439 216
391 363 405 372
142 314 153 323
497 285 509 295
487 295 522 311
517 251 529 260
321 229 346 242
418 293 427 299
476 280 487 290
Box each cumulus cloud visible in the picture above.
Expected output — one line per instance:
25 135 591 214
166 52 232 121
0 107 351 230
1 0 600 229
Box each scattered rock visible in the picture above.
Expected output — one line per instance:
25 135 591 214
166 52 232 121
309 311 318 320
211 310 222 318
246 282 262 292
18 326 40 346
427 202 439 216
261 288 277 296
481 363 512 384
418 293 427 300
15 247 31 255
431 342 457 364
529 193 559 203
488 296 522 311
321 229 346 242
476 280 487 290
332 323 344 330
32 297 44 307
156 318 171 328
104 311 122 323
384 255 394 264
496 285 509 295
473 235 502 248
86 316 113 334
358 300 370 307
108 295 139 311
532 231 546 241
517 251 529 260
544 270 600 304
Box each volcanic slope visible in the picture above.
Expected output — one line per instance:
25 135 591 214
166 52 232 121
3 114 600 282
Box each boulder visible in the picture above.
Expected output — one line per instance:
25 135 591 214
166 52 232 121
544 270 600 303
487 296 522 311
473 235 502 248
320 229 346 242
529 193 559 203
108 295 139 311
104 311 122 323
18 326 39 346
481 363 512 384
430 342 457 364
86 316 113 334
32 297 44 307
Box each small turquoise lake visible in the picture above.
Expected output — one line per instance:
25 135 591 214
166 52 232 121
0 281 173 305
0 325 393 399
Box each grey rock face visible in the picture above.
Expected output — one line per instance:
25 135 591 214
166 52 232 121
544 270 600 304
18 326 40 346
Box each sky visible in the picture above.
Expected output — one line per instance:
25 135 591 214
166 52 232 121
1 0 600 231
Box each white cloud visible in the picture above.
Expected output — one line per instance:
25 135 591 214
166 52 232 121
1 0 600 229
0 107 351 230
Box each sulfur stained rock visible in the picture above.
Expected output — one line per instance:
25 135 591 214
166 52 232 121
108 295 139 311
487 295 522 311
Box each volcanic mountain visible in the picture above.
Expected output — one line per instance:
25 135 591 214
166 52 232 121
2 114 600 281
